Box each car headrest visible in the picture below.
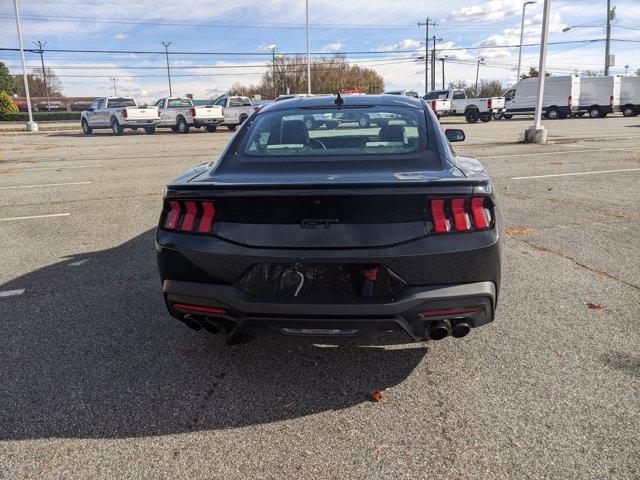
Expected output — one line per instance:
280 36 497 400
378 124 405 143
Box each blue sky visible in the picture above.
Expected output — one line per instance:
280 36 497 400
1 0 638 101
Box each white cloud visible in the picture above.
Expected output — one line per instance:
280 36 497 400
113 33 129 40
323 42 344 52
450 0 522 22
376 38 421 52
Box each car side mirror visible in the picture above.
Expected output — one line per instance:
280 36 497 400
445 129 465 142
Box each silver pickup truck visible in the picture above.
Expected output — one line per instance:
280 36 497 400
81 97 159 135
154 97 224 133
211 95 257 130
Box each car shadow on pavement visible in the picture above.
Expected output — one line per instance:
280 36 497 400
1 229 427 440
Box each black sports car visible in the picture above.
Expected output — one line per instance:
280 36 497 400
156 94 501 342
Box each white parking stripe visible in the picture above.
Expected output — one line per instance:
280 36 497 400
0 289 25 298
478 149 603 159
0 213 71 222
511 168 640 180
0 181 92 190
15 165 103 171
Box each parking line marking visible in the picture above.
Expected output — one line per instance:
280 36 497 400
0 213 71 222
0 289 25 298
0 181 92 190
16 165 103 171
478 149 603 159
511 168 640 180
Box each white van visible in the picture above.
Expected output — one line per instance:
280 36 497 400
503 75 580 120
578 76 620 118
619 77 640 117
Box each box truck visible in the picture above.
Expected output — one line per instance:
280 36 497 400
578 76 620 118
502 75 580 120
620 77 640 117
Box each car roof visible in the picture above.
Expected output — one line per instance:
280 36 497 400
259 94 425 112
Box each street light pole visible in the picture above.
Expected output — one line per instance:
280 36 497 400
525 0 550 144
34 41 50 112
604 0 611 75
110 77 118 96
12 0 37 132
439 57 446 89
517 1 536 82
305 0 311 94
475 57 484 96
162 41 172 96
269 46 277 99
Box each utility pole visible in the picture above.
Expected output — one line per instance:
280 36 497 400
12 0 37 131
430 35 442 91
305 0 311 94
269 46 277 99
418 18 435 96
517 1 536 82
475 57 485 96
162 41 173 96
624 64 629 76
110 77 118 96
604 0 612 75
34 41 50 111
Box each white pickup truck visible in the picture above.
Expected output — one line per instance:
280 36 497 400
154 97 224 133
424 89 505 123
424 98 453 118
211 95 257 130
81 97 159 135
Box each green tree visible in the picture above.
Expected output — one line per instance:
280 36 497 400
520 66 551 80
0 62 20 94
0 91 19 114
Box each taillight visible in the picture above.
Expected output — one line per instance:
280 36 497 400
162 200 216 234
189 107 196 116
568 96 572 108
487 98 492 109
431 100 437 110
122 109 128 118
157 109 161 117
427 197 492 234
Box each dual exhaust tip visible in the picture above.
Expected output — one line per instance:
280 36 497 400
426 318 471 341
181 314 228 335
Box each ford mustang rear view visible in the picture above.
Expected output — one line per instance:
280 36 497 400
156 94 501 342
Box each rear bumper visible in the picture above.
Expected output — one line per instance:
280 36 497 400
163 279 496 340
193 118 224 126
125 120 159 126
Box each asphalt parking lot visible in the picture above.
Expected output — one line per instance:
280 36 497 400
1 116 639 479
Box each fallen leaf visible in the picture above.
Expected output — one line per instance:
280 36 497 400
505 227 535 237
586 302 604 310
371 390 384 402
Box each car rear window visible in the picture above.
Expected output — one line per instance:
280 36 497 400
108 98 136 108
243 106 425 157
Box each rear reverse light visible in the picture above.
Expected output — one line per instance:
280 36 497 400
487 98 492 109
427 196 492 234
189 107 196 116
162 200 216 234
568 95 572 108
172 303 225 315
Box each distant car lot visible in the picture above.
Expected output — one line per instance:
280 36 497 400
0 116 638 479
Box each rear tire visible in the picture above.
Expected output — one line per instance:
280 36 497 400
304 117 317 129
480 113 492 122
205 125 217 132
111 118 123 136
81 119 92 135
465 109 480 123
144 126 155 134
227 124 237 131
131 127 139 131
177 117 190 134
545 107 560 120
622 105 636 117
493 112 504 120
588 106 601 118
239 115 248 125
503 114 513 120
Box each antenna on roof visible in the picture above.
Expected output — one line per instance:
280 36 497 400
334 91 344 108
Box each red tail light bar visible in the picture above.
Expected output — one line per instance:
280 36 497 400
431 100 437 110
122 109 128 118
163 200 216 234
428 197 492 234
487 98 492 109
189 107 196 117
